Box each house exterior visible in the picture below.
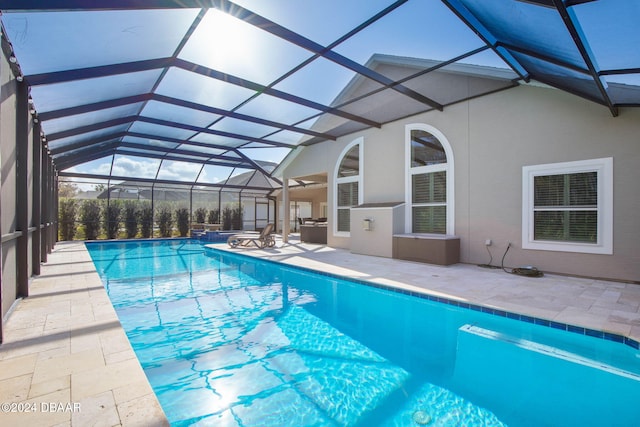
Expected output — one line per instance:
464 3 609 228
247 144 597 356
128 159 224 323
275 56 640 283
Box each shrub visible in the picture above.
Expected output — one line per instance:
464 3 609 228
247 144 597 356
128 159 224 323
81 200 101 240
207 208 219 224
222 206 233 230
123 201 138 238
105 202 122 239
139 205 153 238
194 207 207 224
231 206 243 230
59 199 77 241
175 208 190 237
157 207 173 238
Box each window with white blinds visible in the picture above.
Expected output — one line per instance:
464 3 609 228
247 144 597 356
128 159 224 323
522 158 613 254
406 125 453 235
334 139 362 235
337 181 358 232
533 172 597 243
412 171 447 233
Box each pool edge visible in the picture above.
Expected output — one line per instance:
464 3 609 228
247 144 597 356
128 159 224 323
205 245 640 351
0 241 170 427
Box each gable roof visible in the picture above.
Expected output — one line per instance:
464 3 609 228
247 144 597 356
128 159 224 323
298 54 520 147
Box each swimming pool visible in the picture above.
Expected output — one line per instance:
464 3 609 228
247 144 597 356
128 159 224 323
86 239 640 426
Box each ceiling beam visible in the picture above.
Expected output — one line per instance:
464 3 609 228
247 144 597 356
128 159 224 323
230 148 282 186
46 116 136 141
152 94 335 140
49 129 232 158
330 46 494 117
127 131 238 154
49 132 126 155
55 147 117 170
0 1 225 12
599 68 640 76
38 94 153 121
53 141 118 161
440 0 530 81
44 114 296 148
38 92 335 141
494 41 589 75
210 0 443 111
48 126 275 163
24 56 381 130
173 59 382 129
58 171 275 192
114 149 248 169
25 58 173 86
118 141 250 164
52 134 269 176
552 0 617 116
138 116 296 148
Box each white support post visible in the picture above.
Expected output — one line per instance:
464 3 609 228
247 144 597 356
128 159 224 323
282 178 289 244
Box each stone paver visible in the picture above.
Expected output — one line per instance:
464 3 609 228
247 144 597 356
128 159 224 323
213 237 640 342
2 237 639 427
0 242 168 427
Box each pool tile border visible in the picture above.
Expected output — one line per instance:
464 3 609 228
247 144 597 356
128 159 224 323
208 247 640 351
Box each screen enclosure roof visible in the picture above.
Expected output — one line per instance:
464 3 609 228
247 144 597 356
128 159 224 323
1 0 638 193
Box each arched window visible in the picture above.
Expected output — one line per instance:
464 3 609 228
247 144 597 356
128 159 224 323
334 138 363 236
405 125 454 234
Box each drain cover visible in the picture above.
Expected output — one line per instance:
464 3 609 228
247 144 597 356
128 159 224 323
412 410 432 425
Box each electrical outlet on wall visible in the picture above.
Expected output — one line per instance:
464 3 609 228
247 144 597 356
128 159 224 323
485 239 492 246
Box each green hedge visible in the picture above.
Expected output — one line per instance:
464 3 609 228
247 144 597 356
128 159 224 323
58 199 77 241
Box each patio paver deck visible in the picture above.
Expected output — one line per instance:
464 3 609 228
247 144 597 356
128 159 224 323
1 237 639 426
0 242 168 427
214 236 640 342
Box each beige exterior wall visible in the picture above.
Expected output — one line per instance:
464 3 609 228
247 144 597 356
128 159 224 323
281 83 640 282
350 205 404 258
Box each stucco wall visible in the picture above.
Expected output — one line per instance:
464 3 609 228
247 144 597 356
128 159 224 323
281 82 640 282
349 204 405 258
462 84 640 282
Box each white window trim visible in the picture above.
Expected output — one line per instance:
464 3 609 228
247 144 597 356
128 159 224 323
522 157 613 254
333 137 364 237
404 124 455 235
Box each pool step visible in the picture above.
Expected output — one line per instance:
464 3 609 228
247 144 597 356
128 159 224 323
452 324 640 426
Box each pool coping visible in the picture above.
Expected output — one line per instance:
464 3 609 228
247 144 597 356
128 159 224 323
2 238 635 427
0 241 170 427
205 245 640 351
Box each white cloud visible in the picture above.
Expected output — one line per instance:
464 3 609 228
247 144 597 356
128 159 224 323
156 160 202 182
111 156 161 178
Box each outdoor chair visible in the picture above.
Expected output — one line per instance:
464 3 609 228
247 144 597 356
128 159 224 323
227 223 276 248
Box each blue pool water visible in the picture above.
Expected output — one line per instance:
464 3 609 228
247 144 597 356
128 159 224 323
86 239 640 427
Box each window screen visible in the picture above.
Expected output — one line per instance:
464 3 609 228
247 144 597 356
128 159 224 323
337 181 358 232
337 145 360 178
407 126 450 235
411 130 447 167
533 172 598 243
411 171 447 234
412 172 447 204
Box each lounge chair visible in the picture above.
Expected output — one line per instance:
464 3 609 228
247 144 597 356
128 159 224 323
227 223 276 248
